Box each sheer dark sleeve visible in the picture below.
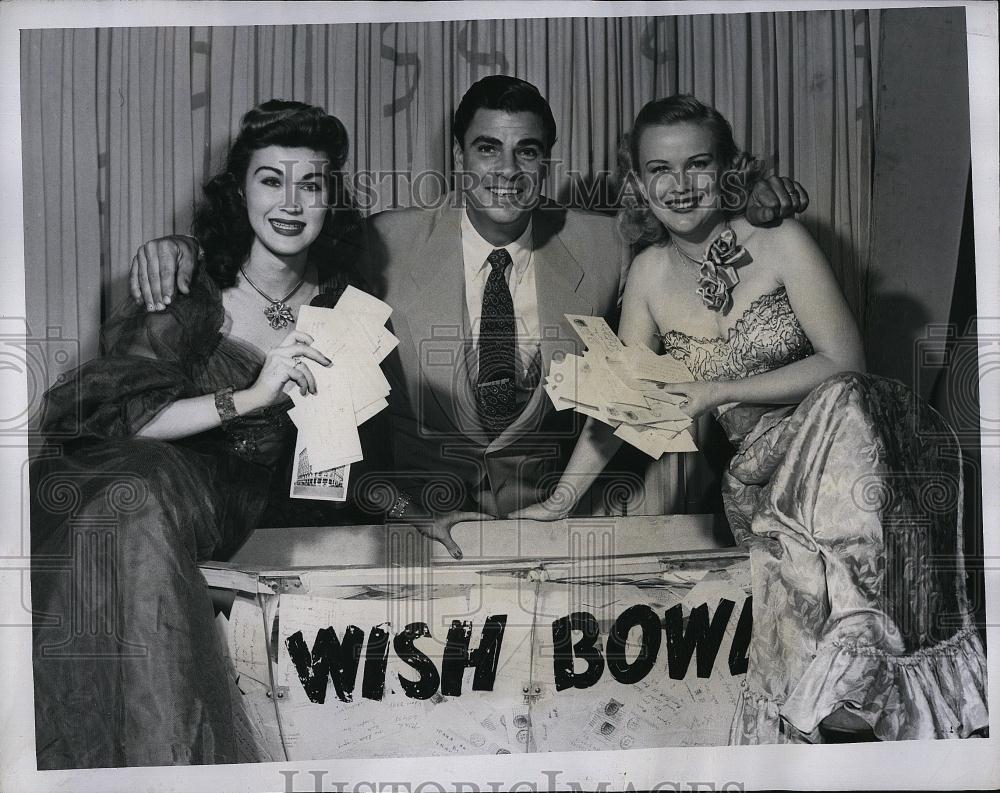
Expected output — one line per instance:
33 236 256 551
39 271 224 445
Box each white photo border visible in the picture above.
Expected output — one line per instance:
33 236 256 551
0 1 996 791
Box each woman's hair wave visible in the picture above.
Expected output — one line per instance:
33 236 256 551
192 99 352 288
616 94 767 248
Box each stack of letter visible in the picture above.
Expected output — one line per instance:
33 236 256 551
287 286 398 501
544 314 698 458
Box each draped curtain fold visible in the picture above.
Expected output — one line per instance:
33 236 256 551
21 10 880 379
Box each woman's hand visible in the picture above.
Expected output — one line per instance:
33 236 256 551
508 481 582 522
507 499 572 522
239 330 331 411
659 380 726 419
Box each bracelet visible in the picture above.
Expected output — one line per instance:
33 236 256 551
387 491 413 520
214 386 239 425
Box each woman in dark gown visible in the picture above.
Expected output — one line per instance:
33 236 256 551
30 99 382 768
513 95 988 743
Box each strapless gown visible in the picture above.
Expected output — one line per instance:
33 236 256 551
658 286 988 743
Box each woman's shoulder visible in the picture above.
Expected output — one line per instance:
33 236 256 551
732 215 811 246
622 243 681 311
732 216 824 275
628 243 670 280
101 269 224 358
154 268 224 330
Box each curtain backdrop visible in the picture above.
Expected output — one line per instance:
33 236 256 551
21 11 881 375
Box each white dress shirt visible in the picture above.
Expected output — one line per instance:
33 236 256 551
461 208 540 376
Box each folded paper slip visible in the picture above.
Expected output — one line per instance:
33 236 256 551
541 314 699 457
288 287 397 499
614 424 698 458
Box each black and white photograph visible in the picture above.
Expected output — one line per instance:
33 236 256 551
0 1 997 791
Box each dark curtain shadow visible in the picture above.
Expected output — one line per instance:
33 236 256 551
798 212 938 386
928 168 985 643
863 288 933 382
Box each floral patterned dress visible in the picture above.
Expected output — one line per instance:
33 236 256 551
659 286 988 743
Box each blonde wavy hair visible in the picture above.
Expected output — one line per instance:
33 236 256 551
616 95 768 248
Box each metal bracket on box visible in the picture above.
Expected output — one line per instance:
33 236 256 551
259 575 303 593
266 685 290 700
520 680 544 704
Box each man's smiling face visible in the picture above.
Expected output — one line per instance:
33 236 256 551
454 108 547 244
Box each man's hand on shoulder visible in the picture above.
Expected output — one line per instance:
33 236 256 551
745 175 810 226
129 235 201 312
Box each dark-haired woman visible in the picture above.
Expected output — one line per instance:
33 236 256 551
30 100 376 768
513 95 988 743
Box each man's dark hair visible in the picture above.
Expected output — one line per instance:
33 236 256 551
452 75 557 152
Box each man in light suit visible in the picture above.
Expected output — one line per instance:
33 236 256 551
130 76 806 556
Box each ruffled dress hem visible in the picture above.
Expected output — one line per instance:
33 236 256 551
730 626 989 744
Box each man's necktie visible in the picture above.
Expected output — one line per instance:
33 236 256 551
477 248 517 439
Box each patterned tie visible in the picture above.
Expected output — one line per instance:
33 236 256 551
477 248 517 439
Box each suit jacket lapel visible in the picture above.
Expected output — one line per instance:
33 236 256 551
532 207 595 372
398 203 486 443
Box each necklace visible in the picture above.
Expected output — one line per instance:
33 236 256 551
669 221 730 266
240 267 306 330
671 238 706 267
669 223 748 315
